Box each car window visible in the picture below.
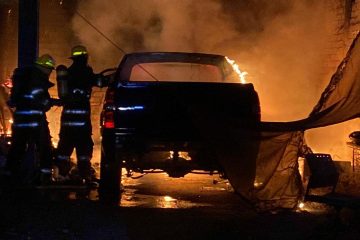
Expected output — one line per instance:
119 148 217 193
129 62 224 82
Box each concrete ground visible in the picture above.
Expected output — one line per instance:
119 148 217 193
1 171 360 240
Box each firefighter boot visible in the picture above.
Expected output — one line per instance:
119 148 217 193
55 157 71 177
77 160 92 184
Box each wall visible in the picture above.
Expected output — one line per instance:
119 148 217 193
305 0 360 161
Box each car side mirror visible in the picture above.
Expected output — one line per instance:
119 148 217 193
96 68 117 88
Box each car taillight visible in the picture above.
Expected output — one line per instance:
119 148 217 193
104 111 115 129
103 89 115 129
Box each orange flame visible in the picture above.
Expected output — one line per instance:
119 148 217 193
225 56 248 84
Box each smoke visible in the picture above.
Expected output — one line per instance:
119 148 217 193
73 0 332 117
73 0 358 160
72 0 240 68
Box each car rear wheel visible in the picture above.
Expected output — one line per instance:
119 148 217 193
99 144 122 203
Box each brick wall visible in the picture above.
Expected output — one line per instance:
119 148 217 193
324 0 360 75
306 0 360 161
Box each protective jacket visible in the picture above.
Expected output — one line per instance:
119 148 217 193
60 62 96 130
7 66 54 175
10 66 54 128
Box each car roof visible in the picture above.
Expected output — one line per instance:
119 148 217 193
121 52 226 65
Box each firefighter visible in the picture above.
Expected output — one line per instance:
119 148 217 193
6 54 56 184
55 45 98 183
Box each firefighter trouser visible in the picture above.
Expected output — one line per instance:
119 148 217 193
7 119 53 172
55 126 94 177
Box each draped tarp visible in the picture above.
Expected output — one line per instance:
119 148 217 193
251 131 304 210
249 31 360 210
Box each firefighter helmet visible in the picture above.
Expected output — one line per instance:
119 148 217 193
71 45 88 58
35 54 56 69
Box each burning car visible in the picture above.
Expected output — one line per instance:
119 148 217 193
99 52 261 195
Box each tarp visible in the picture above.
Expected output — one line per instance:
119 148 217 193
248 31 360 210
216 31 360 210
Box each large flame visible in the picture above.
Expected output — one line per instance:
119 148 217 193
225 56 248 84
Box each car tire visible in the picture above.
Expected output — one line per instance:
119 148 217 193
99 143 122 203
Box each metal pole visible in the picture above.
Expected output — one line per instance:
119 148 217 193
18 0 39 68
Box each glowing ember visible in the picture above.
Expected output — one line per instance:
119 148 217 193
253 181 263 188
169 151 192 161
225 56 248 84
298 202 305 209
253 177 263 188
164 196 176 202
